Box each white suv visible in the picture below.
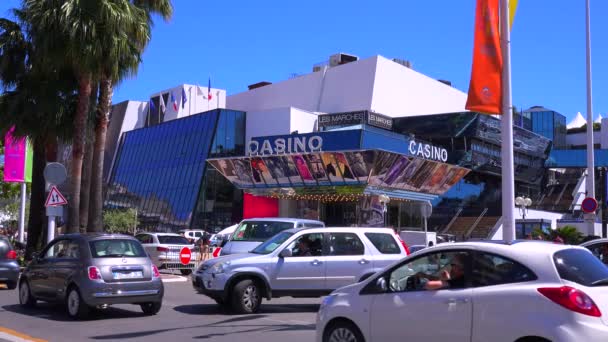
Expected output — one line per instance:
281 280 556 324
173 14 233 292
192 227 409 313
316 241 608 342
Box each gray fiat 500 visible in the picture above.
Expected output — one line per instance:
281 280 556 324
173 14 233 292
19 233 164 319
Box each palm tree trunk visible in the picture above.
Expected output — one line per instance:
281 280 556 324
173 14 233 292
80 83 98 232
25 138 46 259
89 74 112 232
67 72 92 233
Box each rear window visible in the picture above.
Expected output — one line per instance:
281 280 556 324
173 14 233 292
365 233 401 254
303 223 324 228
232 221 295 241
158 236 190 245
554 249 608 286
89 239 147 258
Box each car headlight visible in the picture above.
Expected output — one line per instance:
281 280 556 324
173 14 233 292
211 261 231 274
320 294 336 309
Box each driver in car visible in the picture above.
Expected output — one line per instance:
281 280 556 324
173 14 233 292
416 254 466 290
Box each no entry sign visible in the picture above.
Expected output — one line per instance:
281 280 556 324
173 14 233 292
180 247 192 265
582 197 598 214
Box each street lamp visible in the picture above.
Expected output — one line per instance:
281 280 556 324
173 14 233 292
515 196 532 220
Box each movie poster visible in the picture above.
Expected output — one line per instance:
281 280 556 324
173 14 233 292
231 159 255 187
263 157 292 186
394 157 425 190
251 157 277 185
209 159 239 183
439 167 469 193
358 196 385 227
408 160 438 190
332 152 357 182
421 163 449 193
369 152 398 186
345 151 375 181
383 156 411 186
304 153 329 184
321 153 344 184
292 155 316 184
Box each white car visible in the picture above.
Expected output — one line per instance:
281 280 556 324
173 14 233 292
316 241 608 342
209 224 238 247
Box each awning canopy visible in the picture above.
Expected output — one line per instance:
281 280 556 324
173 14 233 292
207 129 469 202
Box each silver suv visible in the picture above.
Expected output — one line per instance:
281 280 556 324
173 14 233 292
192 227 408 314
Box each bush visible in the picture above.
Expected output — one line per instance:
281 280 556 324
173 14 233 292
103 208 138 234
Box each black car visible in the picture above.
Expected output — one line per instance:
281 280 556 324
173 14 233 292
0 235 20 289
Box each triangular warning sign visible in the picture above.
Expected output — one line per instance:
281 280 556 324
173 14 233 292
45 186 68 207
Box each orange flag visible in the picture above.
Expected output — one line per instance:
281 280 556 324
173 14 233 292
465 0 503 115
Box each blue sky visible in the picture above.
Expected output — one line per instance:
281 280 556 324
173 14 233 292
1 0 607 122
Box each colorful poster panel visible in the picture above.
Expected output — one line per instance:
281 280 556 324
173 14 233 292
263 156 298 186
304 153 330 184
209 159 239 183
291 154 317 185
231 159 255 188
439 167 470 193
358 196 385 227
330 152 356 183
321 152 345 185
251 157 277 186
382 156 412 187
421 163 450 194
408 160 439 191
369 152 398 186
394 157 425 190
345 151 375 181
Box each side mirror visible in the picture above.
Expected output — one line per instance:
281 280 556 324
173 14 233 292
376 277 388 292
279 249 292 258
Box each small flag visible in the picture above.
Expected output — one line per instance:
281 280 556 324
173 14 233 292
149 99 156 114
181 87 188 109
207 78 212 101
171 92 178 111
159 94 166 113
510 0 518 29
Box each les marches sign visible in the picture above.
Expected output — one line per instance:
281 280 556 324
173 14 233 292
318 111 393 131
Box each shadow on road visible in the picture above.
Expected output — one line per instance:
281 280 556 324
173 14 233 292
2 303 148 322
88 313 316 340
174 303 320 315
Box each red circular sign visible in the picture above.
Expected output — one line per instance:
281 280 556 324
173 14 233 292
179 247 192 265
582 197 598 213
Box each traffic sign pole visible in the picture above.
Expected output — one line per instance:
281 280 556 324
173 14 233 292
48 215 55 243
43 163 67 244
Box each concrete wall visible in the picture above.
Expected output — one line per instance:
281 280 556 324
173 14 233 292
566 132 600 147
490 209 564 240
556 221 602 237
290 108 318 134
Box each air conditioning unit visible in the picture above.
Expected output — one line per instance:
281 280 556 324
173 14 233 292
313 65 324 72
329 53 359 67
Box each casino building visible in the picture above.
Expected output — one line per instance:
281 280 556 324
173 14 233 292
103 53 572 238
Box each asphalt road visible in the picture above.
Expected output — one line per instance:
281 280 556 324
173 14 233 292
0 278 321 342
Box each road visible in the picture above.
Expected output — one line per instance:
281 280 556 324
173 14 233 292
0 277 320 342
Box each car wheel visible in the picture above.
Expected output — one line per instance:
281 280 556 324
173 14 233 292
324 321 364 342
19 280 36 307
231 279 261 314
180 269 192 276
6 281 17 290
66 287 90 320
140 302 162 315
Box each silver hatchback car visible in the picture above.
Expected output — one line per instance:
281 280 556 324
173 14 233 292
19 234 164 319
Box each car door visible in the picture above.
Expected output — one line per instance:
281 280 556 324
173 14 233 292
324 232 369 289
30 240 69 299
51 239 83 300
271 233 326 292
368 249 473 342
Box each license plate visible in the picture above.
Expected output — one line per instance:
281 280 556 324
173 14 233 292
112 271 143 279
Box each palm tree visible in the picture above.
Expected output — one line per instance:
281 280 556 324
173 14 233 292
0 14 77 256
88 0 172 231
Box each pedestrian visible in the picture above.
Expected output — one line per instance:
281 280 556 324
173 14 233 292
553 236 564 244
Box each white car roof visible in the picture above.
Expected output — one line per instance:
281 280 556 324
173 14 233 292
242 217 324 224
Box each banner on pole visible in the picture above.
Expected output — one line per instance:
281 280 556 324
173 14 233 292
465 0 503 115
3 126 33 183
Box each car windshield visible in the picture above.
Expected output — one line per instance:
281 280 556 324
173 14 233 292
251 232 294 255
158 236 190 245
554 248 608 286
231 221 295 242
89 239 147 258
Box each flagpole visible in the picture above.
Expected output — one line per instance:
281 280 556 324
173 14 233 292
585 0 596 235
500 0 515 242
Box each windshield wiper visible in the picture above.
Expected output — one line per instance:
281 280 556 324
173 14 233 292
591 278 608 286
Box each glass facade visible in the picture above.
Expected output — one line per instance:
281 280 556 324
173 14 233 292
525 108 567 149
105 109 246 232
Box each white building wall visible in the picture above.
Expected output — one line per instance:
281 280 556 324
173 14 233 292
122 101 148 131
490 209 564 240
151 84 226 122
566 132 600 147
227 55 467 117
370 56 467 116
290 108 319 134
245 108 293 145
602 118 608 149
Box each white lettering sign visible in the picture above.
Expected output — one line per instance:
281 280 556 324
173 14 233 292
248 136 323 156
408 140 448 162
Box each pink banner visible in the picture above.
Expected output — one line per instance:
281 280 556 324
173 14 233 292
4 127 26 182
